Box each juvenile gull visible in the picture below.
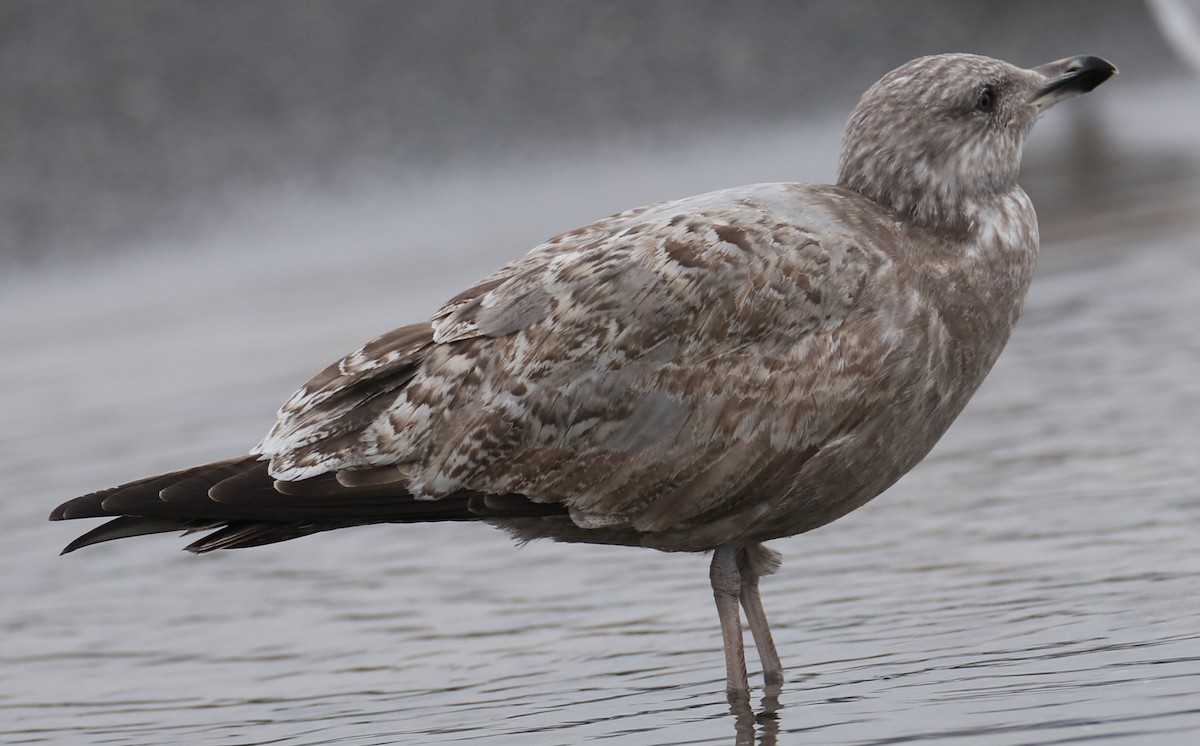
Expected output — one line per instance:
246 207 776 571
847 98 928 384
51 53 1116 697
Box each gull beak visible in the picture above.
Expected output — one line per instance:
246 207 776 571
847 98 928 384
1030 55 1118 111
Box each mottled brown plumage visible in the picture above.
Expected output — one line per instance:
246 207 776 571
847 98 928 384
50 53 1115 697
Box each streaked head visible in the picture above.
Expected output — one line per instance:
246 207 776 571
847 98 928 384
837 53 1116 235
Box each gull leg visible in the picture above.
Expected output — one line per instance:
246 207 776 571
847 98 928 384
710 546 749 696
737 545 784 685
741 580 783 684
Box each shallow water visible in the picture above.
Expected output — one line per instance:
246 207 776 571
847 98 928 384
2 82 1200 745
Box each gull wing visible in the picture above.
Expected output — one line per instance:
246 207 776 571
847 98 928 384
257 184 892 535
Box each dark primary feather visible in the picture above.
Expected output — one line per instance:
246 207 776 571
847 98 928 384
51 456 566 554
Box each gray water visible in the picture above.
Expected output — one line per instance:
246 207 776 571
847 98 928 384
2 81 1200 744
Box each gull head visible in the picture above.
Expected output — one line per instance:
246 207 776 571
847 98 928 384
837 53 1116 236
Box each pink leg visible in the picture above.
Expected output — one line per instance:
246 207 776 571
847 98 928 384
738 543 785 685
710 546 750 695
738 559 783 685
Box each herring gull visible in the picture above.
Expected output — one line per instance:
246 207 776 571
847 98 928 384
50 53 1116 698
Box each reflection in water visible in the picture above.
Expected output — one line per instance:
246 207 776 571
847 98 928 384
2 83 1200 744
731 684 781 746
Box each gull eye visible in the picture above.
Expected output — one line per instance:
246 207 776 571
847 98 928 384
975 85 997 113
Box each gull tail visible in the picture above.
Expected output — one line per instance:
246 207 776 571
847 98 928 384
50 456 564 554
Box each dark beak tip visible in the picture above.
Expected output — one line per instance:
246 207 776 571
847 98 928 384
1080 55 1119 85
1035 54 1118 101
1075 55 1118 74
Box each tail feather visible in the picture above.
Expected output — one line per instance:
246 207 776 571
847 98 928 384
50 456 566 553
182 521 344 553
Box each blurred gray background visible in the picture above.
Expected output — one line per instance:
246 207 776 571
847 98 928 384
0 0 1178 267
